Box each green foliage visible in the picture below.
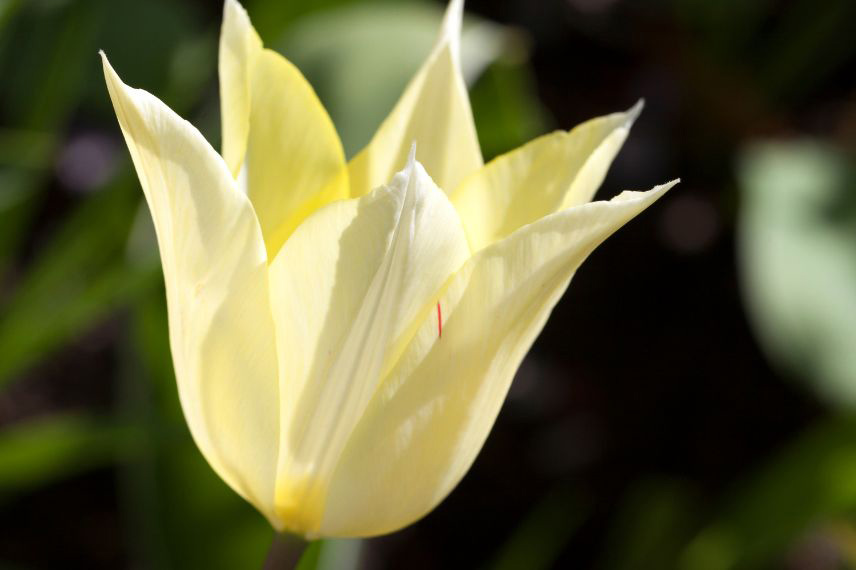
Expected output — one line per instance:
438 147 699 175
671 0 855 103
0 0 101 271
111 285 273 569
602 479 700 570
739 142 856 407
0 178 156 384
280 1 528 157
295 541 323 570
680 416 856 570
0 414 135 498
489 487 587 570
470 61 547 161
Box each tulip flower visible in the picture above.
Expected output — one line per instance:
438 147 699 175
102 0 677 539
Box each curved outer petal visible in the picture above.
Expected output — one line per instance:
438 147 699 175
347 0 483 198
219 0 262 176
319 180 679 537
267 152 470 536
451 101 643 252
220 0 349 258
103 54 281 525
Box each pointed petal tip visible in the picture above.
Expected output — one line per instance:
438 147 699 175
223 0 243 15
610 178 679 206
648 178 681 198
615 99 644 131
223 0 255 35
650 178 681 194
347 0 482 198
100 52 133 104
439 0 465 57
407 142 418 169
98 50 113 79
100 51 120 85
652 178 680 201
443 0 465 34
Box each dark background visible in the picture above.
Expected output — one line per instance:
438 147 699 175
0 0 853 568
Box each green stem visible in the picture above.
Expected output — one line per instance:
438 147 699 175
263 533 309 570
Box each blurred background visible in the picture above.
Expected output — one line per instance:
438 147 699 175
0 0 854 568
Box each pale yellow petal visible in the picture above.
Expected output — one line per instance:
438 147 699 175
319 180 678 537
347 0 482 198
220 0 348 257
451 101 643 252
219 0 262 176
245 49 349 259
267 152 470 536
102 53 280 525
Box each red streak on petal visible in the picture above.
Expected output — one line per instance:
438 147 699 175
437 302 443 338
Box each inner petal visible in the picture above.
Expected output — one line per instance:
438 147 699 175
266 152 470 535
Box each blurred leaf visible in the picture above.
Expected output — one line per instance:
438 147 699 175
0 172 31 212
247 0 372 43
738 141 856 407
0 413 134 498
0 175 156 384
671 0 854 104
0 0 103 274
670 0 774 61
758 0 855 102
315 539 362 570
281 1 522 157
96 0 199 109
160 33 218 122
489 487 586 570
0 0 221 383
602 478 699 570
118 286 271 570
680 415 856 570
470 60 548 161
0 0 23 31
296 541 323 570
0 0 101 129
0 129 55 170
0 171 36 271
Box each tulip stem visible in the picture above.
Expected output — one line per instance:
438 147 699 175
263 533 309 570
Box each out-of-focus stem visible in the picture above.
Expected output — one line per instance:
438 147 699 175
263 533 309 570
